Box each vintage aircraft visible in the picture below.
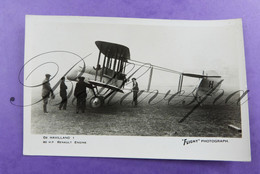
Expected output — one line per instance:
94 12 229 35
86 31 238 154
67 41 223 108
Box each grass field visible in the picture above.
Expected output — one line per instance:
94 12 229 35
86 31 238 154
31 96 242 137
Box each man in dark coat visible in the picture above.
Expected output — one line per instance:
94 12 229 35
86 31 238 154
132 78 139 106
59 77 67 110
42 74 54 113
74 77 93 113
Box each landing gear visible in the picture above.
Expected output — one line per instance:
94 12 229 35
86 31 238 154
90 96 104 108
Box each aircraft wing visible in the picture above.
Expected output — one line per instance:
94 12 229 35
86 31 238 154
182 73 221 78
88 80 124 93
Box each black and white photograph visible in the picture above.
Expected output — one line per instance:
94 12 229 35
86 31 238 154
23 16 250 161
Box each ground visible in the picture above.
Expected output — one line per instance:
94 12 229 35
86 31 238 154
31 96 242 137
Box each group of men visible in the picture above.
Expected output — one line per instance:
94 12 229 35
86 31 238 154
42 74 69 113
41 74 139 113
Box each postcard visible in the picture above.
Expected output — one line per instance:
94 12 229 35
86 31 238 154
22 15 250 161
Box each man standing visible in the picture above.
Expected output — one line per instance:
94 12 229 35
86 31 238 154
132 78 139 106
74 77 93 113
59 77 67 110
42 74 54 113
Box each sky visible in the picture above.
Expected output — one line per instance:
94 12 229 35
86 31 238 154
24 16 246 94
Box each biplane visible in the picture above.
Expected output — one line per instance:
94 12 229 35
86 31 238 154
67 41 222 108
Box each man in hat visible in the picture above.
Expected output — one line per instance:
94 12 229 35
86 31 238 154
42 74 54 113
74 77 93 113
59 77 67 110
132 78 139 106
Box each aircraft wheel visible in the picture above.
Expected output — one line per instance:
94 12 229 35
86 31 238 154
90 96 104 108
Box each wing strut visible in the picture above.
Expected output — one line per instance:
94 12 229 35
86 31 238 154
147 67 153 91
178 74 183 93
